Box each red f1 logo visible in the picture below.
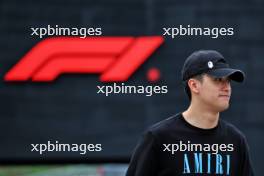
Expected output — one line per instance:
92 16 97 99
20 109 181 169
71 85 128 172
4 36 164 82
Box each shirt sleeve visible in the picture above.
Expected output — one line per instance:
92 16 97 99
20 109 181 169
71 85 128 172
126 131 159 176
240 135 255 176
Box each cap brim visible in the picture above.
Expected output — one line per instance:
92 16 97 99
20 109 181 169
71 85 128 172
207 68 245 82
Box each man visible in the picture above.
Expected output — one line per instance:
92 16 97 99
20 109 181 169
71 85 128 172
126 50 254 176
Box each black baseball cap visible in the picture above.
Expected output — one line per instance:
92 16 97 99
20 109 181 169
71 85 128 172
181 50 245 82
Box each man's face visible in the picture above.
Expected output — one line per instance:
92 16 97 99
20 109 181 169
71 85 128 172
196 74 232 112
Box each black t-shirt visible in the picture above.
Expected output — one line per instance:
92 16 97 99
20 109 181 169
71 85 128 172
126 113 254 176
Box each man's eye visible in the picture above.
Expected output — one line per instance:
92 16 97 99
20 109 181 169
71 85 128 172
214 78 221 82
214 77 230 83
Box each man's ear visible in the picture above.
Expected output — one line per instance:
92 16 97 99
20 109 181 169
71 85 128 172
188 79 200 95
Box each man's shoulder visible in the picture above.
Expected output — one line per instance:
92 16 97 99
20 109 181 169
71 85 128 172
146 113 181 135
220 119 246 140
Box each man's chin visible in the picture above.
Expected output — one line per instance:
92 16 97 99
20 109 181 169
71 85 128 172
218 103 230 112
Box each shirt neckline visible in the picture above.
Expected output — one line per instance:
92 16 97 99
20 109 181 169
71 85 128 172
179 113 220 133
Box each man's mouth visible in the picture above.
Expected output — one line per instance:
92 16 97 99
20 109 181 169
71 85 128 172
219 95 230 99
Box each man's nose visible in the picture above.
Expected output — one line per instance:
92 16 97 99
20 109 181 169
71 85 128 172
222 80 231 92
